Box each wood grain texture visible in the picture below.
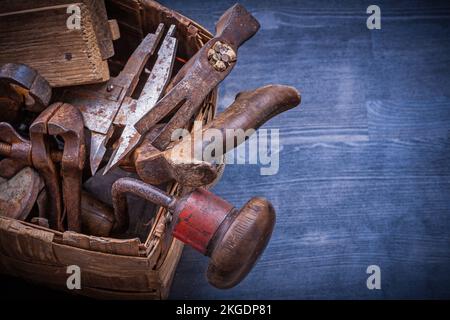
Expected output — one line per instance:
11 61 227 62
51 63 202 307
0 1 111 87
161 0 450 299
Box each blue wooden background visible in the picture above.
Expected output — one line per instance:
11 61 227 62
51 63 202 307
158 0 450 299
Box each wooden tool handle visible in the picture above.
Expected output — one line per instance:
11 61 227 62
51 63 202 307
215 4 260 48
207 85 301 153
207 197 276 289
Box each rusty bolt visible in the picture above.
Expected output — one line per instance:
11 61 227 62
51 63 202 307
0 141 62 163
214 60 227 72
0 142 12 155
207 41 236 72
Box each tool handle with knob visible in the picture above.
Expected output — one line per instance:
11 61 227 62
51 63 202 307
173 188 276 289
206 84 301 154
111 178 275 288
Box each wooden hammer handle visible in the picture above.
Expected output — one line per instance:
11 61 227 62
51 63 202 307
206 85 301 152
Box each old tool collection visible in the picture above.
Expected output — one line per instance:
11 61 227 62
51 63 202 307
0 3 301 289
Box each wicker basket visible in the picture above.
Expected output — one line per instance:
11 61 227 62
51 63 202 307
0 0 217 299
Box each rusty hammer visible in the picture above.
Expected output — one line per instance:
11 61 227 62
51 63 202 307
113 4 261 171
132 85 301 187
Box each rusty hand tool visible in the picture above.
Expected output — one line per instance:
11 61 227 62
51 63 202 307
0 63 52 113
0 120 62 229
132 85 301 187
0 103 85 231
0 118 62 227
131 4 260 157
0 167 44 220
1 122 109 234
0 122 60 185
62 24 165 175
0 123 61 177
29 187 115 237
103 25 178 174
30 103 66 231
0 79 23 122
111 178 275 289
47 103 86 232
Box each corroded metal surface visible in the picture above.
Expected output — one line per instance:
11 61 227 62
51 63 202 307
0 167 44 220
104 24 178 173
110 178 275 289
111 177 175 233
133 85 301 187
62 24 165 174
48 103 86 232
0 63 51 112
135 4 261 151
30 103 64 231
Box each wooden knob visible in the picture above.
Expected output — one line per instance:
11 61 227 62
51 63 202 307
206 197 275 289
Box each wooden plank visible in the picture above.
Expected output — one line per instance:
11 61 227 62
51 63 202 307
0 217 57 263
61 231 142 256
52 242 155 275
0 1 113 87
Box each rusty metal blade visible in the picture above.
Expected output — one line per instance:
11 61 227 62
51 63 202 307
134 4 260 151
90 131 108 175
63 24 165 175
103 25 177 174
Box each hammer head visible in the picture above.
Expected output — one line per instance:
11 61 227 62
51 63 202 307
133 132 221 187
